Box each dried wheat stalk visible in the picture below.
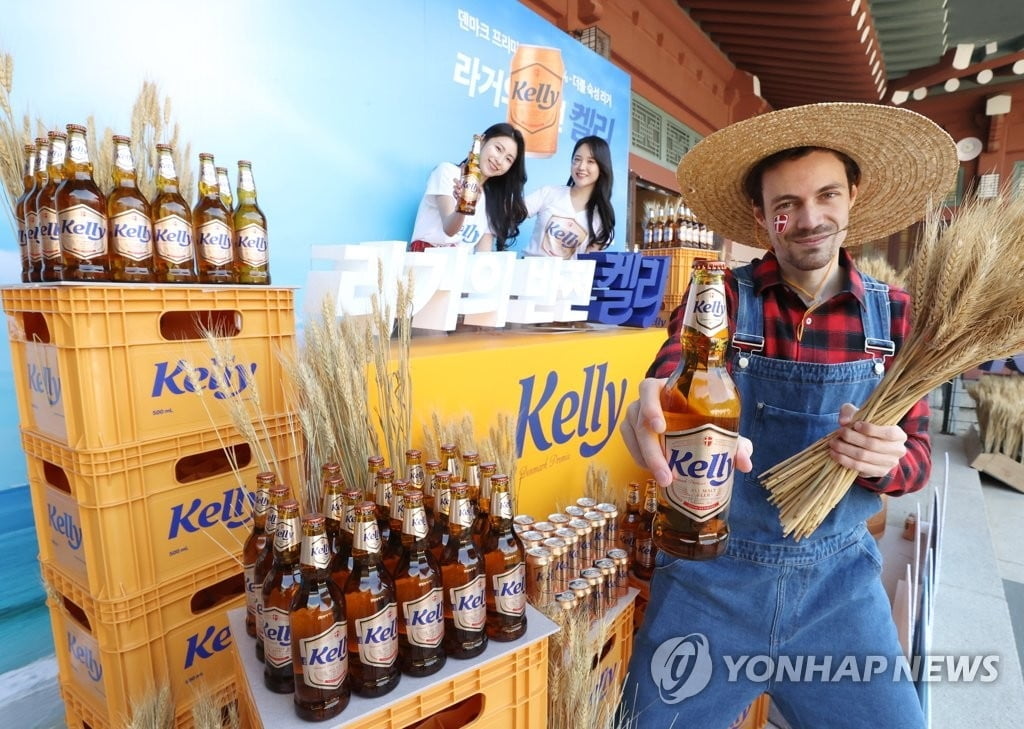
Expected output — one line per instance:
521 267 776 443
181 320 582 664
125 684 174 729
0 50 35 236
762 193 1024 539
191 683 240 729
130 80 193 201
544 604 621 729
370 266 414 473
967 375 1024 462
853 253 906 289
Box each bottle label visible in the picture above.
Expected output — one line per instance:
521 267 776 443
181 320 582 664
301 532 331 570
663 423 738 522
50 140 67 168
254 488 270 519
402 587 444 648
263 606 292 668
154 214 194 263
274 515 300 551
437 487 451 517
239 167 256 191
198 219 233 266
324 492 344 521
299 622 348 690
407 507 429 540
201 162 217 187
39 207 61 261
236 223 268 266
450 574 486 631
460 173 482 204
494 492 513 520
265 506 278 538
115 146 133 171
407 464 425 488
59 204 107 258
343 502 356 534
158 154 176 179
492 563 526 617
355 520 382 553
355 603 398 667
67 137 88 164
110 209 153 260
683 283 727 337
25 210 41 261
454 498 474 528
635 536 655 568
243 560 257 619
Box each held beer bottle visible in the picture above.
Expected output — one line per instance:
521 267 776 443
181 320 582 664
428 470 453 561
57 125 109 281
151 144 197 283
255 483 291 661
243 471 276 638
107 135 155 282
632 479 658 580
482 475 527 641
658 260 741 559
263 498 302 692
216 166 233 211
617 481 642 566
38 132 67 282
234 160 270 284
393 490 446 677
194 152 237 284
25 139 47 282
290 513 350 721
440 482 488 659
344 502 401 697
455 134 484 215
15 143 36 282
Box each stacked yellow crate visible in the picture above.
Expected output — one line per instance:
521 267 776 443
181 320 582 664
3 285 301 729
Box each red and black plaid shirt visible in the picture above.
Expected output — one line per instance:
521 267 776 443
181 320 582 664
647 249 930 496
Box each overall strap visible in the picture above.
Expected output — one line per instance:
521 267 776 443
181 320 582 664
859 273 895 359
731 264 765 355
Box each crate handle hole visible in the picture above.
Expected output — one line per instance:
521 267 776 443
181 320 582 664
591 633 617 671
42 460 72 494
190 572 245 614
23 311 51 343
401 692 485 729
175 443 252 483
60 594 92 632
160 310 242 341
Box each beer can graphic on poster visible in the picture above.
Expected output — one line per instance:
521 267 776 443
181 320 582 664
507 44 565 158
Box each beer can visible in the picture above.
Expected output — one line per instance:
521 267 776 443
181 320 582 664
607 548 630 600
525 546 553 609
594 558 617 610
554 527 580 577
541 536 568 594
568 517 593 568
513 514 536 534
580 567 604 618
597 502 619 551
507 45 565 158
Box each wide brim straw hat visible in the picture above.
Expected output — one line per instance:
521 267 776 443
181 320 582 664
676 102 958 248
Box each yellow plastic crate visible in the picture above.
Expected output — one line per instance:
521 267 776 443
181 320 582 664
25 416 300 598
3 284 295 450
590 589 637 705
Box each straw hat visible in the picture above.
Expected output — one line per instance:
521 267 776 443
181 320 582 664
676 103 958 248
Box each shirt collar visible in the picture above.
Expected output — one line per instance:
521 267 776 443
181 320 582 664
750 249 867 307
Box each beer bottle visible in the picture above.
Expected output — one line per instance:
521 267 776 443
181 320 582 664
393 490 446 677
364 455 384 500
374 466 395 547
422 458 441 521
659 260 740 560
107 135 154 282
234 160 270 284
461 451 481 516
290 513 350 720
455 134 484 215
216 166 233 211
243 471 276 638
482 475 526 641
663 201 676 247
440 443 461 480
329 485 363 591
428 469 453 561
642 205 655 250
382 479 408 576
344 502 401 697
263 498 302 692
617 481 642 566
404 449 425 497
38 133 67 282
255 483 291 661
15 143 36 282
57 125 108 281
194 152 237 284
471 461 497 547
321 473 346 557
653 205 665 247
440 482 488 658
151 144 197 283
632 479 658 581
25 139 48 282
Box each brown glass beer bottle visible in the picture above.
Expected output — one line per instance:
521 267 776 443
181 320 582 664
38 132 67 282
364 455 384 500
440 443 461 480
617 481 642 566
234 160 270 284
255 483 291 661
373 467 395 545
151 144 197 283
194 152 237 283
471 461 497 548
428 470 453 561
216 165 233 211
263 498 302 692
25 139 47 282
57 125 109 281
290 513 350 720
393 490 446 677
422 458 441 521
344 502 400 697
15 143 36 282
482 474 527 641
243 471 276 638
455 134 484 215
108 135 155 282
658 260 741 559
383 479 409 576
321 471 345 556
632 479 659 580
440 482 488 658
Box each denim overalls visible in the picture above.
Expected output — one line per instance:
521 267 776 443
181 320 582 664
620 266 925 729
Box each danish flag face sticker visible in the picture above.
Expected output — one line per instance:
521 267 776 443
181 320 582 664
772 214 790 233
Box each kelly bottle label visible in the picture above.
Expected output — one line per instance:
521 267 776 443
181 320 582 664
110 209 153 260
300 622 348 690
155 214 194 263
60 205 107 258
450 574 486 631
198 219 233 266
403 588 444 648
236 223 268 266
263 606 292 668
355 603 398 667
663 423 738 522
492 563 526 617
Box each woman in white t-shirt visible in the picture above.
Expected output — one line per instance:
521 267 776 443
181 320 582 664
523 135 616 259
410 122 528 252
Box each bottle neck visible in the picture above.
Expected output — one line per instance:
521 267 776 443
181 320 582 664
237 165 258 204
47 140 67 183
156 151 179 193
198 158 219 199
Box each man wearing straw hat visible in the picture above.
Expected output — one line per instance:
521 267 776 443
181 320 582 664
619 102 957 728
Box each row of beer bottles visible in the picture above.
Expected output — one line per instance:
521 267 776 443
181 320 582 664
641 199 715 250
13 124 270 285
244 470 526 721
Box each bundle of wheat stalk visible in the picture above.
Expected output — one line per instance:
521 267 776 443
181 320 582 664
853 253 906 289
762 192 1024 539
0 50 32 231
967 375 1024 462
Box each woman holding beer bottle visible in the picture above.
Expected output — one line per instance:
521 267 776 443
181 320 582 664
409 122 527 253
521 135 615 259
